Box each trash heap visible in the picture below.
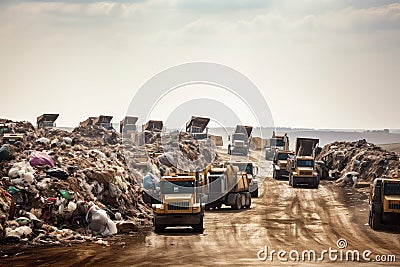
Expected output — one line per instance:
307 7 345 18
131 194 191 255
136 131 217 175
0 121 154 245
0 119 219 245
317 139 400 181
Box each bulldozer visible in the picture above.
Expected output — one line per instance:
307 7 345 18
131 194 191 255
369 178 400 230
152 173 205 233
287 138 320 188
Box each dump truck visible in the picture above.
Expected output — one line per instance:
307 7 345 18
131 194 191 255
265 134 289 160
37 114 59 129
186 116 210 140
369 178 400 230
273 150 294 179
231 161 259 198
205 163 252 210
93 115 113 130
228 125 252 156
80 117 97 127
120 116 138 136
142 120 163 132
287 138 320 188
80 116 113 130
153 174 204 233
1 133 25 146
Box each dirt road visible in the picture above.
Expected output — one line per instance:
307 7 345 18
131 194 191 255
2 150 400 266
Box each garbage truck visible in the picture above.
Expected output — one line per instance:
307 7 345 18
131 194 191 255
205 163 252 210
228 125 252 156
265 133 289 160
287 138 320 188
37 114 59 129
231 161 259 198
185 116 210 140
369 178 400 230
152 174 204 233
273 150 294 179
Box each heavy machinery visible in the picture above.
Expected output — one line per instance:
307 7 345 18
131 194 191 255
228 125 252 156
37 114 59 129
0 123 10 136
205 163 252 210
185 116 210 140
369 178 400 230
80 115 113 130
120 116 138 137
265 134 289 160
231 161 259 198
152 174 204 233
141 120 163 145
93 115 113 130
1 133 25 146
287 138 320 188
273 150 294 179
142 120 163 132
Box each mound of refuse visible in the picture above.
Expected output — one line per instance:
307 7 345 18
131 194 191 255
0 119 219 245
317 139 400 181
0 120 152 245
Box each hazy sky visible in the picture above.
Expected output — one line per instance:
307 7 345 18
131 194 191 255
0 0 399 129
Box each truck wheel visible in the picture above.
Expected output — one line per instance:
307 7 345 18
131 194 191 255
232 194 242 210
193 217 204 233
245 192 251 208
241 193 246 207
371 213 382 230
154 222 165 233
205 204 211 211
251 188 258 198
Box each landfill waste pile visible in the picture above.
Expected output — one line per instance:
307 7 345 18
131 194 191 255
0 119 219 245
0 120 181 245
317 139 400 184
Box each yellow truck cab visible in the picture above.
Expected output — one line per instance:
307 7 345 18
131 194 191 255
153 175 204 233
287 138 320 188
369 178 400 230
273 150 294 179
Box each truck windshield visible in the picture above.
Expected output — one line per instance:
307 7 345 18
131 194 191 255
160 180 195 194
297 160 314 167
384 183 400 195
278 153 290 160
271 139 284 147
44 122 55 127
